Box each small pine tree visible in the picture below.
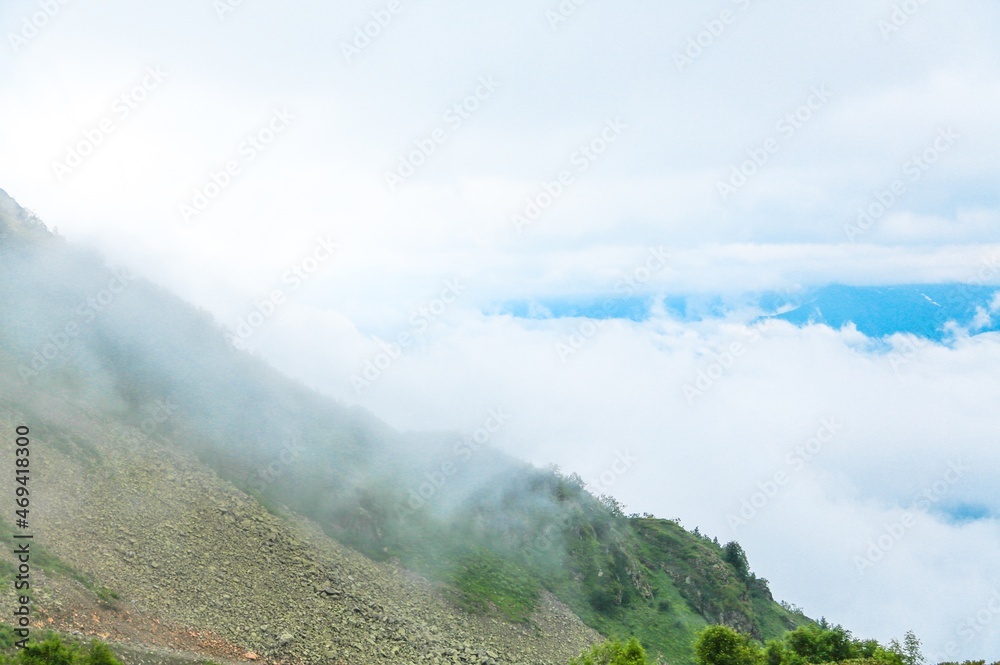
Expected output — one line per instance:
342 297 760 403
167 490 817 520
901 631 924 665
722 542 751 580
599 494 627 518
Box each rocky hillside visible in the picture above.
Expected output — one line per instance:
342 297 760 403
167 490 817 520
0 394 599 665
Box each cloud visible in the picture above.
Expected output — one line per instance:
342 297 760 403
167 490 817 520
244 306 1000 658
3 0 1000 659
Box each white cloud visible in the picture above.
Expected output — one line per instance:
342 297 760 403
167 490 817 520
248 308 1000 659
3 0 1000 658
222 295 998 653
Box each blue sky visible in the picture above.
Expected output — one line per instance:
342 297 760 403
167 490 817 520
496 285 1000 339
2 0 1000 659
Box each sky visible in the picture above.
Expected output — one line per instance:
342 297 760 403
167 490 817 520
2 0 1000 659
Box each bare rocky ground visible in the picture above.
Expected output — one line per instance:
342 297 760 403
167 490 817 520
0 396 599 665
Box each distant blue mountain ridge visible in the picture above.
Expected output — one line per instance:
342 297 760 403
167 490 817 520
493 284 1000 341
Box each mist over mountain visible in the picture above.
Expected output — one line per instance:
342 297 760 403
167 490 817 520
0 190 819 663
5 0 1000 661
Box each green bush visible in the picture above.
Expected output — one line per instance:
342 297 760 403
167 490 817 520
15 637 77 665
4 635 123 665
84 643 121 665
694 625 763 665
777 624 905 665
743 622 911 665
570 637 647 665
785 624 856 663
0 625 16 650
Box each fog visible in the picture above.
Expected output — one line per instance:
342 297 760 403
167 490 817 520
3 0 1000 659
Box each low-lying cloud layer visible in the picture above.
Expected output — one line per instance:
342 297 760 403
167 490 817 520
247 303 1000 661
3 0 999 658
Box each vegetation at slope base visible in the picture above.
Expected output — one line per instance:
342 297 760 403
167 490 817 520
575 622 998 665
0 627 123 665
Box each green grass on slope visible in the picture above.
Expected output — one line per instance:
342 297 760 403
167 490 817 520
0 518 93 592
633 519 755 629
0 515 121 612
753 592 813 638
565 563 709 665
444 547 540 623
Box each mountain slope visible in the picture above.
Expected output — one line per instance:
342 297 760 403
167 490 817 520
0 400 599 665
0 188 811 663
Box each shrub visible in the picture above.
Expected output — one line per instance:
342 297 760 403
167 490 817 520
0 625 15 650
694 625 763 665
15 637 77 665
570 637 647 665
85 642 122 665
4 635 123 665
